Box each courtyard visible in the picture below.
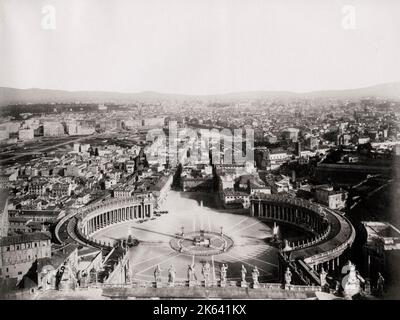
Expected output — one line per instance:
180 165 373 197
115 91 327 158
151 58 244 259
93 191 280 283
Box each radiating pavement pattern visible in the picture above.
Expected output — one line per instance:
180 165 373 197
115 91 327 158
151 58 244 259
94 191 279 283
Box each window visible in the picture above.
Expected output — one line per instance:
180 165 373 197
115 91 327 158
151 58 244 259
34 243 37 247
18 271 22 275
6 247 10 251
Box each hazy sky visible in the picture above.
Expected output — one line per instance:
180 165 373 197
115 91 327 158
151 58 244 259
0 0 399 94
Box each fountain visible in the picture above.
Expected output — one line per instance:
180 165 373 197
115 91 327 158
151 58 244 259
194 229 210 247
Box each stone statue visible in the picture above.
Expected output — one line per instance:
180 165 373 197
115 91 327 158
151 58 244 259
241 265 247 282
188 264 197 282
154 264 162 283
282 239 292 252
376 272 385 296
341 261 362 298
320 267 327 287
220 264 228 283
341 260 353 274
284 267 292 286
202 262 211 284
168 265 176 285
125 265 132 284
272 223 279 240
252 266 260 285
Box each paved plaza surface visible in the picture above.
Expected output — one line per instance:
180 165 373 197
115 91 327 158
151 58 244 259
94 191 279 283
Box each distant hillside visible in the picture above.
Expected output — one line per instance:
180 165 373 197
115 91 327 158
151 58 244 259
1 82 399 106
301 82 400 100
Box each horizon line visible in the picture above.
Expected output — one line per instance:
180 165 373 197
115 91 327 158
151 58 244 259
1 81 400 98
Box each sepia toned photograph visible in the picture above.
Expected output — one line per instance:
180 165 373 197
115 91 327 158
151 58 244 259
0 0 399 306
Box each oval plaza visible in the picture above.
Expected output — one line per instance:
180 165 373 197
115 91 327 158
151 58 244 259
56 188 356 295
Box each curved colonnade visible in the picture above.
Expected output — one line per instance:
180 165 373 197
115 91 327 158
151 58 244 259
251 194 356 271
56 196 155 248
55 193 355 286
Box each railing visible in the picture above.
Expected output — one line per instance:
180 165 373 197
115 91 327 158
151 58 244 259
100 281 322 292
252 194 327 218
289 225 332 250
75 196 153 220
304 214 356 264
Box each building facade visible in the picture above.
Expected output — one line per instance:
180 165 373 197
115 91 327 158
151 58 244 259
0 232 52 281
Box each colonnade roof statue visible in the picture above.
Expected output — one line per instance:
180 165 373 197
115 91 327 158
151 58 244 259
241 265 247 282
168 265 176 284
284 267 292 286
252 266 260 285
188 263 197 282
154 264 162 282
147 262 266 287
202 262 211 282
220 264 228 282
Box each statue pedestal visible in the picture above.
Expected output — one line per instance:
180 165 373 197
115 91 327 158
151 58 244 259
342 276 361 298
343 284 360 298
240 281 248 288
188 280 197 287
252 282 259 289
168 282 175 287
155 282 162 288
204 281 211 287
284 284 291 291
220 281 227 287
